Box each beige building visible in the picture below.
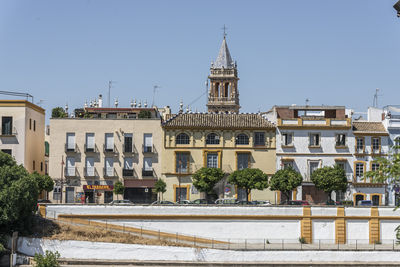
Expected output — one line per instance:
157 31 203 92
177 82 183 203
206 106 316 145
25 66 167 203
0 100 45 175
162 113 276 202
49 107 163 204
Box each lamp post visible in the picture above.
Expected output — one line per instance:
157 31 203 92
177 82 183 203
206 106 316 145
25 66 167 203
178 159 182 203
60 156 64 203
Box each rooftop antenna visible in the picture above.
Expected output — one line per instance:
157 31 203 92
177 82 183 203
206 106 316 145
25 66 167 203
305 98 310 106
373 88 382 108
152 85 161 107
108 81 116 107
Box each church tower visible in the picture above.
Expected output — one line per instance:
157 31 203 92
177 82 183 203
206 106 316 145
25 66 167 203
207 36 240 114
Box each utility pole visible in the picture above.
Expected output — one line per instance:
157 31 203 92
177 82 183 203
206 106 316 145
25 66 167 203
60 156 64 203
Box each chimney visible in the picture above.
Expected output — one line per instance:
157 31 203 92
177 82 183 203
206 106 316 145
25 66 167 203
98 94 103 108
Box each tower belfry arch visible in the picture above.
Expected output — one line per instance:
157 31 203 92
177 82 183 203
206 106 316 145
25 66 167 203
207 33 240 114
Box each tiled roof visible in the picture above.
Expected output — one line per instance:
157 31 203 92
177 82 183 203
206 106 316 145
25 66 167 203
163 113 275 129
352 122 387 134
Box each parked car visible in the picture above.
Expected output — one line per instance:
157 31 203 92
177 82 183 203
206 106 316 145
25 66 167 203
326 200 341 205
109 199 133 205
151 200 175 205
215 198 237 205
357 200 372 206
252 200 272 206
235 200 254 205
192 199 214 204
287 200 310 206
176 200 192 205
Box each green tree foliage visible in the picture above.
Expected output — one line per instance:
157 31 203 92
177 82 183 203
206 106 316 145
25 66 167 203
113 181 125 200
154 179 167 200
31 172 54 193
138 110 152 118
34 250 60 267
51 107 66 118
269 167 303 203
0 152 39 235
228 168 269 201
310 165 347 202
192 167 224 199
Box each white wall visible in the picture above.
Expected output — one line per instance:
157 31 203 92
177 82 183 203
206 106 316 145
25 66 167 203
346 220 369 244
312 220 335 244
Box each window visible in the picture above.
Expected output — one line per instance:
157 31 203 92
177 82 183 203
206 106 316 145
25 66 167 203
254 132 265 146
124 133 133 153
309 161 319 178
85 133 95 152
176 133 190 145
237 153 249 170
282 133 293 146
33 120 36 131
282 160 293 169
309 133 320 147
33 160 35 170
105 133 114 152
85 157 95 176
106 113 117 119
206 153 218 168
355 162 365 182
1 149 11 155
40 162 43 172
143 157 153 176
336 134 346 147
29 118 32 130
336 162 346 171
143 134 153 152
66 157 75 176
206 133 220 145
176 152 189 173
356 137 364 153
123 157 134 176
395 137 400 147
1 117 12 135
105 157 114 176
372 138 380 153
236 134 249 145
45 141 49 156
371 162 380 172
66 133 76 152
104 191 113 204
53 186 61 201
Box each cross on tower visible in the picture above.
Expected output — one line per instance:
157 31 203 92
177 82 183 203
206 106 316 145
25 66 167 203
222 24 227 38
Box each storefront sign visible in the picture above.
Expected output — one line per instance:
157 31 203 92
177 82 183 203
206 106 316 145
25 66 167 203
83 185 114 190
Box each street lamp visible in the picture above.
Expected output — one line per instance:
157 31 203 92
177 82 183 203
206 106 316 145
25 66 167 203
394 0 400 17
178 159 182 203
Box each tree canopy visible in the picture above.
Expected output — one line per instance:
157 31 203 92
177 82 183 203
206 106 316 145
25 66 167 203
269 167 302 203
31 172 54 193
51 107 67 118
154 179 167 200
228 168 269 201
311 165 347 201
192 167 224 198
138 110 152 118
113 181 125 200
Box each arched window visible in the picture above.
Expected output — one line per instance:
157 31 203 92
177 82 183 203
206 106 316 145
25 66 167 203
224 83 229 98
236 134 249 145
206 133 220 145
176 133 190 145
215 83 220 98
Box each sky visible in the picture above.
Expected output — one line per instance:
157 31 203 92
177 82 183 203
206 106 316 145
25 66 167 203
0 0 400 122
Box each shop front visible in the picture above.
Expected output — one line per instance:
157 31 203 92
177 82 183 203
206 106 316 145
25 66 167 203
124 179 157 204
83 184 114 204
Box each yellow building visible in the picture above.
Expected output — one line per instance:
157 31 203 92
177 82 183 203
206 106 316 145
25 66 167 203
162 113 276 202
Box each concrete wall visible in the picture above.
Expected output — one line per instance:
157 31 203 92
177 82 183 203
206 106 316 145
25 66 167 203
16 237 400 263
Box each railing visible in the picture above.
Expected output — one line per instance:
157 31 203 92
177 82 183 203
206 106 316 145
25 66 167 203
84 144 98 153
64 167 78 177
103 144 117 153
65 143 77 153
355 147 364 154
123 169 135 177
142 169 154 177
84 167 97 177
0 126 17 136
208 97 239 104
103 167 117 178
123 143 134 153
142 144 155 153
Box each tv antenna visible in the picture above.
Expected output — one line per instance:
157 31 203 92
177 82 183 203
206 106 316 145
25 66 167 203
152 85 161 107
305 98 310 106
108 81 116 107
373 88 382 108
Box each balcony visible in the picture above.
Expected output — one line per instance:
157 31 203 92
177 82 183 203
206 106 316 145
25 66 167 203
64 167 78 177
142 168 154 177
103 167 117 178
278 118 351 128
0 126 17 137
142 144 155 154
123 143 136 154
207 97 239 105
122 169 136 178
84 167 98 178
84 144 98 153
103 144 117 154
65 143 77 153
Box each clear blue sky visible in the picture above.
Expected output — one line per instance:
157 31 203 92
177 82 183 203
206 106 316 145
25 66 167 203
1 0 399 121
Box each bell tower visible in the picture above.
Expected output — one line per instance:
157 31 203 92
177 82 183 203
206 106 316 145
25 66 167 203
207 36 240 114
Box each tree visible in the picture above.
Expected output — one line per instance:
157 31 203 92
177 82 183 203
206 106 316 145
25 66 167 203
138 110 151 118
31 172 54 193
51 107 66 118
192 167 224 200
310 165 347 202
154 179 167 200
0 151 39 235
228 168 269 202
34 250 60 267
113 181 125 200
270 167 302 204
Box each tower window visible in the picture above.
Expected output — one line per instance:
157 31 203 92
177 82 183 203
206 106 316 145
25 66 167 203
215 83 220 98
224 83 229 98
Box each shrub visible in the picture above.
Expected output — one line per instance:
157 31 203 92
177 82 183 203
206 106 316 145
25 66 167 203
298 237 307 244
33 250 60 267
